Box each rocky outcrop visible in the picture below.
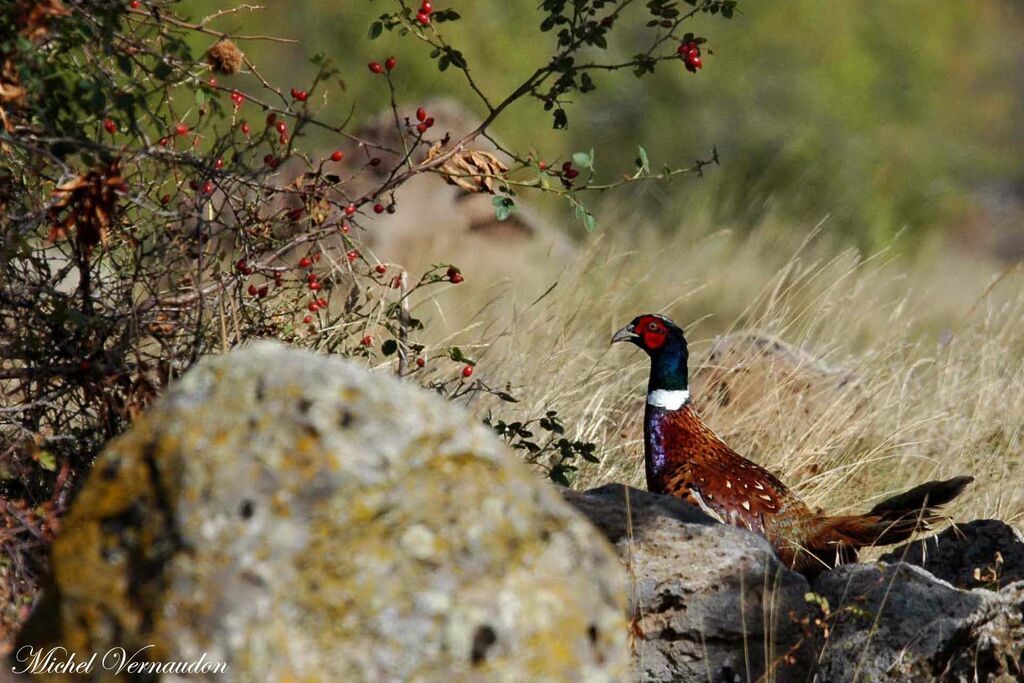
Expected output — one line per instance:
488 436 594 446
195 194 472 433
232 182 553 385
563 484 818 683
566 484 1024 683
20 344 627 681
879 519 1024 590
812 562 1024 682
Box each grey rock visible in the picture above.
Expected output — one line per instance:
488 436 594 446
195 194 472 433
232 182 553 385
812 562 1024 682
880 519 1024 591
21 343 627 682
563 484 818 683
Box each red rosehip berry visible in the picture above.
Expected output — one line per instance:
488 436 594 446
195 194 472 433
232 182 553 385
368 62 383 74
330 150 344 162
263 154 276 167
417 10 430 24
307 301 320 312
415 357 425 368
158 137 169 147
279 133 289 145
450 273 464 284
564 168 579 179
275 120 287 134
416 122 428 134
317 297 327 307
385 56 397 71
208 77 218 87
346 249 359 262
390 276 402 288
369 157 382 166
175 123 188 136
201 180 214 195
235 258 248 272
103 118 116 134
421 1 433 12
375 264 387 274
312 253 321 262
248 284 258 296
188 180 198 191
373 203 385 214
129 0 140 8
307 272 319 283
160 194 171 205
257 285 269 298
308 281 321 291
416 107 427 122
298 256 312 268
266 112 276 126
462 365 473 378
214 158 224 170
240 121 250 135
341 222 351 234
538 160 548 170
288 207 303 221
290 88 308 101
231 90 245 108
361 335 373 346
689 55 702 70
303 315 313 324
344 204 357 216
424 117 435 128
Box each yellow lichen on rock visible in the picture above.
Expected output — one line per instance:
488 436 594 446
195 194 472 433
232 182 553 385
20 343 627 682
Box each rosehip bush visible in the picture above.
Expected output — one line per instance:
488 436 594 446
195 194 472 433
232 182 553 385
0 0 736 626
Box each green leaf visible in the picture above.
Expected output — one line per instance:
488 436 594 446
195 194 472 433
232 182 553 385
368 21 383 39
583 212 597 232
636 146 651 173
195 89 206 106
492 196 515 221
438 55 450 72
552 108 568 129
37 450 56 472
381 339 398 356
571 149 593 169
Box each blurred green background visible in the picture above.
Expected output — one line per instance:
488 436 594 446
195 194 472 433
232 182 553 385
181 0 1024 253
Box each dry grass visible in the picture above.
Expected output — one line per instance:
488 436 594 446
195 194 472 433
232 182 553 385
407 219 1024 534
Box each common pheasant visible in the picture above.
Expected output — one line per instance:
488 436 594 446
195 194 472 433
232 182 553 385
612 313 973 575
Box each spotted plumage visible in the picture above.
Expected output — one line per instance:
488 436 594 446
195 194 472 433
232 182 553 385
613 313 973 575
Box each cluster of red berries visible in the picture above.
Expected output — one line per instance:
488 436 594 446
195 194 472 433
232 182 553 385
266 113 288 144
230 90 245 109
677 40 703 72
417 1 434 25
290 88 308 102
446 265 463 284
368 56 397 74
560 161 580 180
414 107 436 134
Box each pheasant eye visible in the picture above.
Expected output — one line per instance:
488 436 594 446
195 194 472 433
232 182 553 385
648 322 660 332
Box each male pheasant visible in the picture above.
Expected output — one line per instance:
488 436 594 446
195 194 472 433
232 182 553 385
612 313 973 575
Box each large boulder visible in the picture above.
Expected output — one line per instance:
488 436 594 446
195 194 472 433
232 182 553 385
563 484 818 683
879 519 1024 590
812 562 1024 682
19 343 627 681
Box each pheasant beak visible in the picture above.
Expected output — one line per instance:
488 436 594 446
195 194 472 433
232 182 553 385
610 324 639 345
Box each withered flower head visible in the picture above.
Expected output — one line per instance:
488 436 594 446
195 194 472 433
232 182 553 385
425 143 510 194
206 39 244 75
48 160 125 249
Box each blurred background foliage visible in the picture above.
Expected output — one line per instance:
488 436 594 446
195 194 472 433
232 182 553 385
183 0 1023 252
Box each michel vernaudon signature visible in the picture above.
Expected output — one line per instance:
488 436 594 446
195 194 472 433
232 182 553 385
11 646 229 676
